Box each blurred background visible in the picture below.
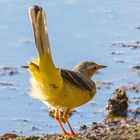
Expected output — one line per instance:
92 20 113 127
0 0 140 135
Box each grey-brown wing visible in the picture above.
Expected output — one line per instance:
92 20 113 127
59 69 94 92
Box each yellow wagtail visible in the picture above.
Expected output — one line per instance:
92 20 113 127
25 5 107 136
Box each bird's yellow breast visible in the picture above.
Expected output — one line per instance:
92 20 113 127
30 77 96 110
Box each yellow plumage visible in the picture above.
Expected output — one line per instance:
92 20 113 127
26 6 107 136
28 6 94 110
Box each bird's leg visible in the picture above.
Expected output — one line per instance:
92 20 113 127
63 108 70 123
63 109 76 136
67 119 76 136
54 108 68 136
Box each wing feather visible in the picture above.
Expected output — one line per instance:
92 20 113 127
60 69 94 92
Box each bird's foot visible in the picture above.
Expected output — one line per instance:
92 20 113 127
70 131 76 137
63 132 70 137
63 131 76 137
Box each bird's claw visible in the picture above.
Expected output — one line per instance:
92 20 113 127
63 132 70 137
63 131 76 137
70 131 76 137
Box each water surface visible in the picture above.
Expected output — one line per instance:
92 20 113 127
0 0 140 135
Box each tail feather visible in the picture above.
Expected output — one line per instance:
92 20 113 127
29 6 51 57
28 6 63 90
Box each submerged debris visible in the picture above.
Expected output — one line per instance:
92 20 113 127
129 107 140 120
0 81 14 87
130 97 140 106
121 82 139 93
135 108 140 115
135 26 140 30
96 80 113 85
0 81 19 90
0 67 19 76
130 65 140 74
32 126 39 131
106 88 128 116
111 51 124 55
115 59 126 63
112 41 140 49
96 80 113 89
19 39 33 44
131 65 140 70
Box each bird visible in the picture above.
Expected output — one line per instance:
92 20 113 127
24 5 107 136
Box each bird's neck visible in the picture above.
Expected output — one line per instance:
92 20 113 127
74 69 94 79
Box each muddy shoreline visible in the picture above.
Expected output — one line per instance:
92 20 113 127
1 117 140 140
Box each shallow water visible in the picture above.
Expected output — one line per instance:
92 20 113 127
0 0 140 136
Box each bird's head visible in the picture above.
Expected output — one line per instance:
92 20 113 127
73 61 107 78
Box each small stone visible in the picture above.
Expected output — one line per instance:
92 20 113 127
32 126 39 131
80 125 87 131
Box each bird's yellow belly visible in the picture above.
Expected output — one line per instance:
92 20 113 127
54 82 94 109
30 78 95 109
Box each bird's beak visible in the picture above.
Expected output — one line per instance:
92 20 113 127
21 65 29 69
98 65 107 69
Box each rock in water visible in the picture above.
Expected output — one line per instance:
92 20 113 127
106 88 128 117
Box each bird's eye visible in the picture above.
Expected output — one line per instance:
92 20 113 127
93 66 97 70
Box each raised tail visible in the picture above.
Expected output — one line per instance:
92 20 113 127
28 6 63 90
